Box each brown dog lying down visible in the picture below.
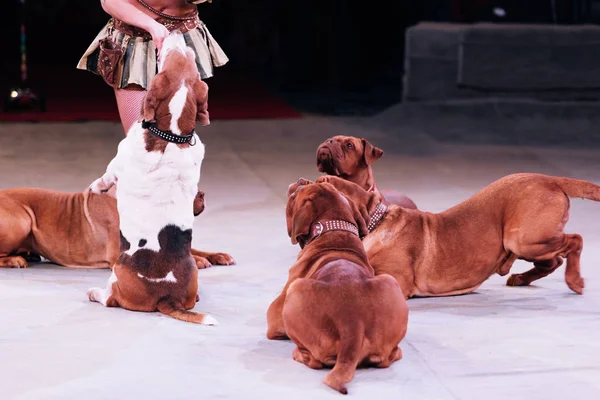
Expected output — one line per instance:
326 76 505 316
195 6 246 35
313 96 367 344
266 180 408 394
0 188 234 269
314 173 599 298
316 135 418 209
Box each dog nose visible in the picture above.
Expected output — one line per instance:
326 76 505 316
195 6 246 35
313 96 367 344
327 139 333 144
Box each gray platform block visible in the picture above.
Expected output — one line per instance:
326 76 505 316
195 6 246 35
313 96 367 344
403 22 600 104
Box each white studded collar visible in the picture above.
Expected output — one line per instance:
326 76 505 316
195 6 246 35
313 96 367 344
368 202 388 232
299 219 360 249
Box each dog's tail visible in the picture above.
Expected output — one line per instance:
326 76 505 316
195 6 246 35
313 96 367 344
157 300 218 325
554 177 600 202
323 322 364 395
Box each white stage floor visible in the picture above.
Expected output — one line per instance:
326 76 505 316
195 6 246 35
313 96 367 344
1 113 599 399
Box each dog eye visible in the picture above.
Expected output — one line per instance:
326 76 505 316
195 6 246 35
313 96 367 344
346 142 354 149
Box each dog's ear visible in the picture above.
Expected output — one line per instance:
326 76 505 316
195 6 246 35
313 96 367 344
193 78 210 126
361 138 384 165
289 200 315 245
142 74 167 123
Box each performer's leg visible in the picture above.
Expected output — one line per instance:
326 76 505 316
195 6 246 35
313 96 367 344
114 85 147 135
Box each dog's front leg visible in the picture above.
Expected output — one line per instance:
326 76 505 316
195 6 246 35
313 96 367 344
89 171 118 194
266 292 289 340
89 141 126 194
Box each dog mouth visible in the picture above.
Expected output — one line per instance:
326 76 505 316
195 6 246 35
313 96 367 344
316 147 342 176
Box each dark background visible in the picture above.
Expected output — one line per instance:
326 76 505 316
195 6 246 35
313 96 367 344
0 0 597 115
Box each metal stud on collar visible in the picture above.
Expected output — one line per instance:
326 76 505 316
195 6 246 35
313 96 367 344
142 120 196 145
303 219 360 248
323 220 359 237
368 203 387 232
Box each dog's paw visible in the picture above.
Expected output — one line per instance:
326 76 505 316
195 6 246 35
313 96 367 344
315 175 334 184
506 274 528 287
193 255 212 269
89 177 115 195
566 276 585 295
86 288 98 302
296 177 314 185
201 314 219 326
89 179 106 194
206 252 236 266
17 252 42 263
0 256 28 268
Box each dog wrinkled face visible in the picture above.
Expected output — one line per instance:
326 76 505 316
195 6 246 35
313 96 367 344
286 182 369 247
142 31 210 138
316 136 384 178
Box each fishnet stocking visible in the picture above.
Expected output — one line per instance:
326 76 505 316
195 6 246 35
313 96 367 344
114 87 147 135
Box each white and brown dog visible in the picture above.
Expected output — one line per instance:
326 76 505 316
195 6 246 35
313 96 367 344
87 31 216 324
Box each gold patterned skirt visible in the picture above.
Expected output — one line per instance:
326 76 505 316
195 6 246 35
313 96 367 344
77 16 229 90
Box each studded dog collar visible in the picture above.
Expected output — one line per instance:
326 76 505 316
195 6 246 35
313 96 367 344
367 202 387 232
142 120 196 145
300 219 360 249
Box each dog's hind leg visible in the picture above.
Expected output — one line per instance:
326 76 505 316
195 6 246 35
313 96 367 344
87 270 119 307
563 234 584 294
0 202 34 268
506 256 563 287
506 233 584 294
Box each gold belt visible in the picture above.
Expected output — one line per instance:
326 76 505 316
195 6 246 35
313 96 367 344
112 16 202 40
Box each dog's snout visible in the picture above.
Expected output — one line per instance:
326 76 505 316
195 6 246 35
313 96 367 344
317 145 332 157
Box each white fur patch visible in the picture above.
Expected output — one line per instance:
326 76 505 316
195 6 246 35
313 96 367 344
158 31 189 72
202 315 219 326
137 271 177 283
91 121 205 255
87 270 118 307
169 84 189 135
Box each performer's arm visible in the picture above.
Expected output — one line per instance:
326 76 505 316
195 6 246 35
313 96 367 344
100 0 169 50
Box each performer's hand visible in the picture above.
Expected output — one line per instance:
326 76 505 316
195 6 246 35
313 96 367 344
149 22 170 53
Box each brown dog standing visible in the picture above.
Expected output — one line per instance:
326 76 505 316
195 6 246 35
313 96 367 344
316 135 418 209
315 173 597 298
267 180 408 394
0 188 234 269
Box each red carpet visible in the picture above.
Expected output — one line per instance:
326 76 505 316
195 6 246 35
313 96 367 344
0 66 302 122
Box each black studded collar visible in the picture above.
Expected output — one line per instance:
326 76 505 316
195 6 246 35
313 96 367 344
142 120 196 145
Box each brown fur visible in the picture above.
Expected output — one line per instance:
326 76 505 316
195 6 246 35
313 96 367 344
315 173 599 298
100 224 215 324
316 135 418 210
142 46 209 153
267 181 408 394
0 188 234 269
